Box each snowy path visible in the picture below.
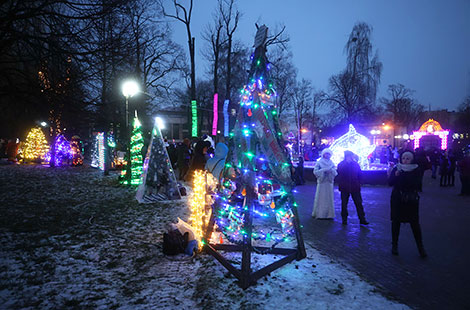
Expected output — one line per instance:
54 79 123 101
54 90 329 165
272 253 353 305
0 165 409 309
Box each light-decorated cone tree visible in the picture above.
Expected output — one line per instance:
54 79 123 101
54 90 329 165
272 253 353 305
203 25 306 289
121 113 144 185
90 132 105 170
23 127 49 162
136 118 181 203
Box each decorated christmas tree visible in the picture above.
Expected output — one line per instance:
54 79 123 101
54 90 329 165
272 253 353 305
136 118 181 203
121 113 144 185
23 127 49 162
204 25 306 289
45 134 72 166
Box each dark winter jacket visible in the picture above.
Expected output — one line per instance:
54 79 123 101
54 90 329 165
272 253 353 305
439 156 450 175
389 166 421 222
337 160 361 193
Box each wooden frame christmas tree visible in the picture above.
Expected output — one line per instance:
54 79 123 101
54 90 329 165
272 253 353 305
203 25 306 289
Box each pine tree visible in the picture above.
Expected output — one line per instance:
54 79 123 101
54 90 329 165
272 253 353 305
129 115 144 185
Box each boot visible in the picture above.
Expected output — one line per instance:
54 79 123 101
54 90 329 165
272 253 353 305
418 245 427 258
392 244 399 255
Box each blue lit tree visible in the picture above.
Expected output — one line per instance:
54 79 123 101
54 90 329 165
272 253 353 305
204 25 306 289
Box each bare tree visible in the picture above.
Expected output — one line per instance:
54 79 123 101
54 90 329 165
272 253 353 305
268 45 297 117
381 83 424 131
456 96 470 132
158 0 196 104
219 0 240 129
324 22 382 123
201 8 225 133
292 78 313 153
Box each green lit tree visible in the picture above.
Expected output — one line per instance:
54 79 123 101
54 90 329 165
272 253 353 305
121 113 144 185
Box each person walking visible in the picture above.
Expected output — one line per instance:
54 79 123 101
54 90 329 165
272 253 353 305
294 156 306 185
458 151 470 196
429 148 440 179
447 149 457 187
439 151 450 187
337 150 369 225
388 151 427 257
311 148 336 219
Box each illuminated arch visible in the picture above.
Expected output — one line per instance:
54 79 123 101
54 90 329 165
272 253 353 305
412 119 449 150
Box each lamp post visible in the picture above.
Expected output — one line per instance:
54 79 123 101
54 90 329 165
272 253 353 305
122 80 140 184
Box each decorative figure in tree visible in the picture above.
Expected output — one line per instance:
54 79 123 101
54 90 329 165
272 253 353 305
71 136 83 166
203 25 306 289
23 127 49 162
121 113 144 185
136 118 181 203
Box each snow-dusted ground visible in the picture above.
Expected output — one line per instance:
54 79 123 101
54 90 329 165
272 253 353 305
0 164 410 309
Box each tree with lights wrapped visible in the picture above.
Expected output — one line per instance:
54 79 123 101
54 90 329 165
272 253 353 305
121 113 144 185
23 127 49 162
203 25 306 289
136 118 181 203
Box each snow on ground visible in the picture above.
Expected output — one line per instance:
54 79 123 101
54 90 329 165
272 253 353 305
0 164 410 309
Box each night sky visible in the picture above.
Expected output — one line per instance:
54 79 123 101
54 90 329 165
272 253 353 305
171 0 470 111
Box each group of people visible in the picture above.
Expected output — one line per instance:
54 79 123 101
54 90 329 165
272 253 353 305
166 136 228 184
312 149 369 225
311 148 429 258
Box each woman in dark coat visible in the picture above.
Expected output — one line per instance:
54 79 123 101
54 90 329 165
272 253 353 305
389 151 427 257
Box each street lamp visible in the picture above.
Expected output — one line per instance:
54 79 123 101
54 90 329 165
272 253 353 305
40 121 47 127
122 80 140 184
155 116 165 130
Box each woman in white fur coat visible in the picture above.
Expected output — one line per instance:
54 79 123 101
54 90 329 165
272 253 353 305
312 148 337 219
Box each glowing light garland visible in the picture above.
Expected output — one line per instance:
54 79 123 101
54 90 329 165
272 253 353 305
330 124 376 170
23 127 49 161
71 138 83 166
189 170 207 250
45 135 72 166
91 132 105 171
191 100 198 137
121 115 144 185
412 119 449 150
223 99 229 137
212 93 218 136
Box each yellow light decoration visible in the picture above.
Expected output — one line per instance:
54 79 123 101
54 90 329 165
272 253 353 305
23 127 49 161
189 170 207 250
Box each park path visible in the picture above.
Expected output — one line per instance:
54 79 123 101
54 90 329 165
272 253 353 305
294 171 470 310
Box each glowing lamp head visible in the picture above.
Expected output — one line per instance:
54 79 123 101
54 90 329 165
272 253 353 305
155 116 165 130
40 121 47 127
122 80 140 98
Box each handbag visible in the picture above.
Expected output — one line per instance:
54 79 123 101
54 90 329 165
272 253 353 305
401 190 420 204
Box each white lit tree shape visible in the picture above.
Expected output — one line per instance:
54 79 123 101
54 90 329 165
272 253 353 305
136 118 180 203
329 124 376 170
203 25 306 289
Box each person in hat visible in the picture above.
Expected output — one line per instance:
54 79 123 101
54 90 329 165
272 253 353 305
312 148 336 219
337 150 369 225
388 151 427 257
